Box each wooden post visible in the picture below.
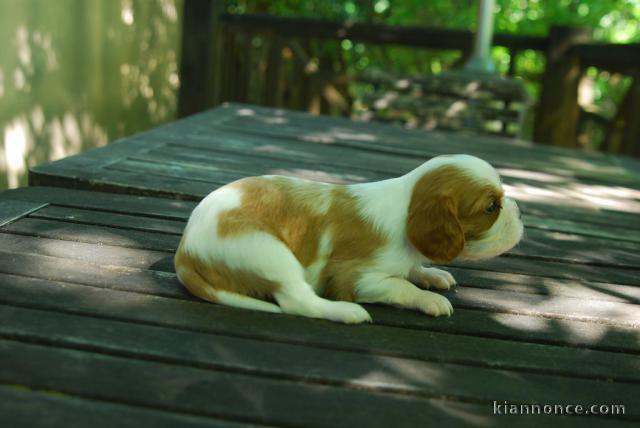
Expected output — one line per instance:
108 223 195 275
533 26 591 146
177 0 223 118
603 74 640 156
264 36 283 106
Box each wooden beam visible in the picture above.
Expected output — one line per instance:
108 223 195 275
604 74 640 156
533 26 592 147
219 13 549 52
574 43 640 74
177 0 223 118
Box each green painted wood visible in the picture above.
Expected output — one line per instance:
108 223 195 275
523 215 640 244
2 246 638 353
0 199 48 227
445 266 640 305
5 186 197 219
209 104 640 185
4 216 638 285
30 206 185 235
1 304 637 421
0 385 241 428
5 187 640 271
1 244 638 353
1 273 638 383
29 104 640 216
0 339 536 428
2 218 181 252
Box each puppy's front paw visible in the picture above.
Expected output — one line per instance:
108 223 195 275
416 291 453 317
414 267 456 290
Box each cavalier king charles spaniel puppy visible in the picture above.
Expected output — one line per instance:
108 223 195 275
175 154 523 323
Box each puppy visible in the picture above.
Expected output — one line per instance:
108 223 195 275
175 154 523 323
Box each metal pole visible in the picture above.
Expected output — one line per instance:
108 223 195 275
463 0 496 74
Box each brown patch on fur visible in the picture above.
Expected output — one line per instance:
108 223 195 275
215 176 386 301
407 165 503 264
175 242 279 301
217 177 329 267
318 186 386 301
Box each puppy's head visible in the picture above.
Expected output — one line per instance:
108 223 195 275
406 154 523 264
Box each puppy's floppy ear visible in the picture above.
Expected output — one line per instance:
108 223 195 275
407 196 465 264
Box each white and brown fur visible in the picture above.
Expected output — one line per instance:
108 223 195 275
175 154 524 323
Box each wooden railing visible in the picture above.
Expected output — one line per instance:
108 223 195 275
178 6 640 156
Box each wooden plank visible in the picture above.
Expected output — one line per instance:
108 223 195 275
133 144 384 183
449 287 640 328
28 105 238 192
0 385 242 428
31 163 214 200
510 228 640 269
1 247 638 353
0 233 172 271
0 339 534 428
106 159 244 185
29 104 640 197
209 104 640 182
1 243 637 353
4 186 197 220
144 134 640 225
452 256 640 287
7 186 640 244
1 273 638 383
0 199 48 227
2 232 637 328
180 119 640 191
31 206 185 235
2 304 638 422
523 215 640 244
2 218 180 252
109 157 369 186
447 266 640 305
5 216 638 283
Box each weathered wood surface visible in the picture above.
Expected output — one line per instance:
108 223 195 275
1 185 639 426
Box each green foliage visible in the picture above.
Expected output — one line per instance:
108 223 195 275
229 0 639 147
229 0 640 42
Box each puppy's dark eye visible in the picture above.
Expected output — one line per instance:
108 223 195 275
485 200 499 214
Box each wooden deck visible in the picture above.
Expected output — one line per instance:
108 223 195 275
2 103 639 426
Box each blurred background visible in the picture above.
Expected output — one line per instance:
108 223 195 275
1 0 639 189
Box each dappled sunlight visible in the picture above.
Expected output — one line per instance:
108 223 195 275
0 0 182 189
236 108 256 116
302 128 380 144
121 0 135 25
569 182 640 200
490 312 551 333
429 400 492 427
554 155 629 175
504 182 640 213
487 311 640 350
1 108 109 188
497 167 565 183
3 117 30 188
453 278 640 328
269 168 367 184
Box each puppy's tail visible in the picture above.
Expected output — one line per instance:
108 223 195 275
175 250 283 314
